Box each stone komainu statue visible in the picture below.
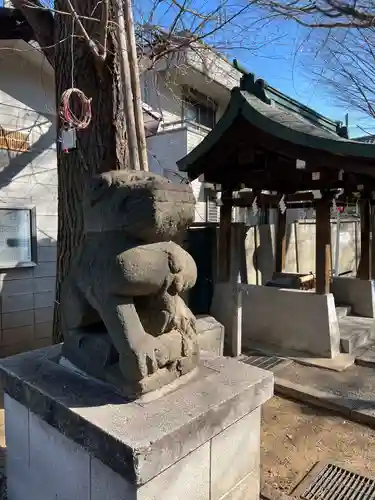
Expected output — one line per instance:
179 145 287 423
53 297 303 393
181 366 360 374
60 170 199 397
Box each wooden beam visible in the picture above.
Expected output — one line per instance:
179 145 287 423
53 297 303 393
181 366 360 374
218 189 232 282
275 209 287 273
315 197 332 294
231 190 371 209
357 199 371 280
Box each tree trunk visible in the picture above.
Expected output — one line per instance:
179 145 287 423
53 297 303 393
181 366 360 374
53 1 127 342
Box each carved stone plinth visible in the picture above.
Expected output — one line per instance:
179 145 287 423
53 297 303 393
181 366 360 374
0 345 273 500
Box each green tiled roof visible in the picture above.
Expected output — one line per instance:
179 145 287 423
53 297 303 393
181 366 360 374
177 83 375 177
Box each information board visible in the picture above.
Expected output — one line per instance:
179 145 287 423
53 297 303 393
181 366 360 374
0 208 32 266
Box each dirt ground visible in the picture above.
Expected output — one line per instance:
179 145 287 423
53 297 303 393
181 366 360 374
261 396 375 495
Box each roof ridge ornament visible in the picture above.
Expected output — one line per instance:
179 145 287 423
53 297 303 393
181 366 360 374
239 73 272 105
336 121 349 138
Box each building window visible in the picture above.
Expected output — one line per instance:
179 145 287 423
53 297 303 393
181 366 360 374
206 193 219 223
182 87 216 129
0 206 37 268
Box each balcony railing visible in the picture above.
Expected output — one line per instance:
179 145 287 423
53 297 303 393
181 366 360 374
160 119 212 135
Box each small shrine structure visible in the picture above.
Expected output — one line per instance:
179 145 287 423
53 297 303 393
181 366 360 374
177 69 375 360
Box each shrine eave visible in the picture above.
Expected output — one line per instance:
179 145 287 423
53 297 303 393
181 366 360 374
177 87 375 179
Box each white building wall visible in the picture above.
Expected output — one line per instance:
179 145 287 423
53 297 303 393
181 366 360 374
147 124 208 223
147 128 188 181
185 49 241 93
144 62 234 224
142 70 182 125
0 48 57 357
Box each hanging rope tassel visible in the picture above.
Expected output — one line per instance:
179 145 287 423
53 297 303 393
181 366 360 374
60 88 92 130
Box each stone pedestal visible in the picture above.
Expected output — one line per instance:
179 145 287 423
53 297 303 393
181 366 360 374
331 277 375 318
0 345 273 500
212 283 340 358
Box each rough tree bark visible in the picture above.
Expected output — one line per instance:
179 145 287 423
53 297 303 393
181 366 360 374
9 1 128 343
53 1 127 342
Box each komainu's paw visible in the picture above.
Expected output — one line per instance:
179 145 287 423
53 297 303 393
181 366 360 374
119 334 159 380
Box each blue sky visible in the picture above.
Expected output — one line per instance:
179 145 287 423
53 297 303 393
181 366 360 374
225 21 372 138
136 0 374 138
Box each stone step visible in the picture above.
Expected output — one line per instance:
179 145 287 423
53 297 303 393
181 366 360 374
335 305 352 320
355 343 375 367
339 316 375 354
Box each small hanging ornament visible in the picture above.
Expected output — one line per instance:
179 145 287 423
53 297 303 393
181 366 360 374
332 197 337 215
279 194 286 214
354 192 361 216
252 196 259 216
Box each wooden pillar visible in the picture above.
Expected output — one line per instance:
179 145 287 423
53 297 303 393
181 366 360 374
315 197 332 294
275 209 287 273
218 189 232 282
357 199 371 280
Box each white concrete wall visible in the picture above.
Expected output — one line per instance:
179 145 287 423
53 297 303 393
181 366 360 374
147 125 208 223
211 283 341 358
147 129 188 180
143 55 237 223
185 48 241 93
331 277 375 318
0 47 57 356
142 70 182 125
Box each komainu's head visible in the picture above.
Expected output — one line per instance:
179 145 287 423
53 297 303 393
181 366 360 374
83 170 195 242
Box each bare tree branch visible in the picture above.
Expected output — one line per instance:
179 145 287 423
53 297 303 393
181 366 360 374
98 0 109 59
65 0 102 60
261 0 375 28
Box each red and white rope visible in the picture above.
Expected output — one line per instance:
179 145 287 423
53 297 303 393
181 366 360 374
60 88 92 130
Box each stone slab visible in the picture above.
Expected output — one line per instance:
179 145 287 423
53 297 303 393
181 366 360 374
339 316 375 353
331 277 375 318
212 284 340 358
292 353 355 372
0 344 273 486
210 407 260 500
5 393 263 500
239 342 354 372
335 305 351 320
274 360 375 427
356 344 375 367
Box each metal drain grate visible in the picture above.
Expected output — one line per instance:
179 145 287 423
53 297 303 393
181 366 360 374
299 463 375 499
239 354 285 370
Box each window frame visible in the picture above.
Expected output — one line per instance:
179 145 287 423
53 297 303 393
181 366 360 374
0 205 38 269
181 87 217 129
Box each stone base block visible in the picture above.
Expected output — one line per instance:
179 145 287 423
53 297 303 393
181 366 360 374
1 345 273 500
331 277 375 318
196 315 224 356
212 284 340 358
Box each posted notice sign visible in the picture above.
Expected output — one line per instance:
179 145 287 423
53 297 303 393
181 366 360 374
0 208 32 267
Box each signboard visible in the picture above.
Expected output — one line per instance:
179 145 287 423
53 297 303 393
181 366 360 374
0 208 33 267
